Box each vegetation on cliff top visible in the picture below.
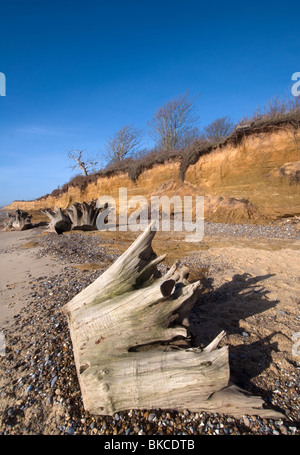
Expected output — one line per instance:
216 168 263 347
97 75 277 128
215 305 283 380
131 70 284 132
41 95 300 202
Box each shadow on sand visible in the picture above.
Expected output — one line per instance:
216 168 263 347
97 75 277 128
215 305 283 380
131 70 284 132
190 272 281 404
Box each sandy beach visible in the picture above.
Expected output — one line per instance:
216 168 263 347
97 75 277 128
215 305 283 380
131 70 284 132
0 214 299 435
0 221 66 329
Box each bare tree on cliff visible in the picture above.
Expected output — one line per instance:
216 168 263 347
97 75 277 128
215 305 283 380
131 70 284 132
148 91 200 151
67 150 99 176
204 116 234 141
105 124 144 163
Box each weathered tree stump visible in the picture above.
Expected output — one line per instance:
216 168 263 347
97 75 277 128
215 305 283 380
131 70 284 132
66 201 103 231
42 208 72 234
63 223 283 418
43 201 108 234
4 209 33 231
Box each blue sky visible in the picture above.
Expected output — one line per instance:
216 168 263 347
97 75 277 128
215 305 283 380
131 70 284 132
0 0 299 206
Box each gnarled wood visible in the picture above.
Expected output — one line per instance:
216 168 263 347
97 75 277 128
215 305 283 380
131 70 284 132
43 201 108 234
42 208 72 234
4 209 33 231
63 223 284 419
66 201 103 231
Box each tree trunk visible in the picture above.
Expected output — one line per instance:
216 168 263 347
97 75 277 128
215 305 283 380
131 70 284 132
63 223 284 419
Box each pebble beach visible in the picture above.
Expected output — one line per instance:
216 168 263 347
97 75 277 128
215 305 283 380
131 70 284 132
0 214 299 436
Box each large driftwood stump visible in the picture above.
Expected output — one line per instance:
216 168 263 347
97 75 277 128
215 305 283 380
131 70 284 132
63 224 283 419
43 201 108 234
66 201 103 231
4 209 33 231
42 208 72 234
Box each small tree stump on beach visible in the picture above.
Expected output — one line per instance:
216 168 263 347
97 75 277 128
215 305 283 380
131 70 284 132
42 208 72 235
62 223 284 418
4 209 33 231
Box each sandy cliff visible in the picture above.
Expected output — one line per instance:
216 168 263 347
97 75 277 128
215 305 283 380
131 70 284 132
6 127 300 223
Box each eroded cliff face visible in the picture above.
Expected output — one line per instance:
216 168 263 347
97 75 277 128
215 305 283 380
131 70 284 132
185 130 300 219
6 129 300 223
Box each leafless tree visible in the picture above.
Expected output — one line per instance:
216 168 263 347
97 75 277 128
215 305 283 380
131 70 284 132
287 93 300 111
180 126 206 148
67 150 99 176
204 116 234 141
105 124 144 163
148 91 200 151
263 96 287 117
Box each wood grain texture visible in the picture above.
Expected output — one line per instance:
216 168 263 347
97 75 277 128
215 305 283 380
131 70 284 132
63 223 284 418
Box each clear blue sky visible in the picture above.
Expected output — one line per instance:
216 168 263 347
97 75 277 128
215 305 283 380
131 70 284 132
0 0 299 207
